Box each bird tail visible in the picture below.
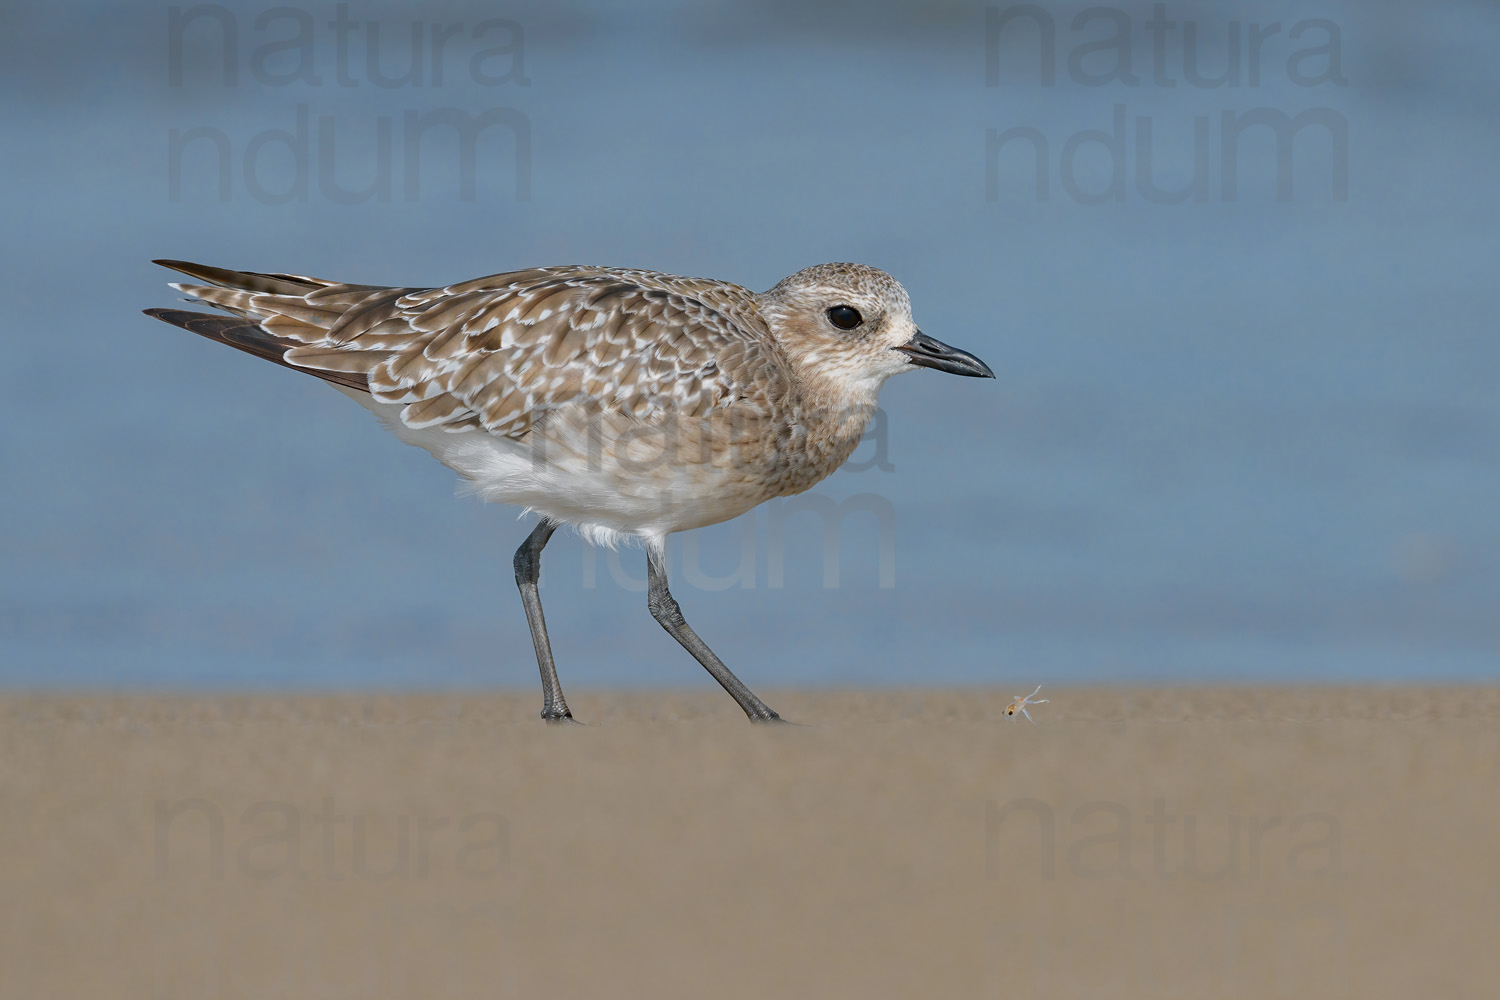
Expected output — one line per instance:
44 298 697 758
142 259 385 392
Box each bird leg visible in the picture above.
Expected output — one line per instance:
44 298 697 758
513 521 575 723
646 545 781 723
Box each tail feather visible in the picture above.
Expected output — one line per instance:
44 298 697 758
152 257 389 293
166 281 262 320
146 258 396 393
152 258 324 295
142 307 370 392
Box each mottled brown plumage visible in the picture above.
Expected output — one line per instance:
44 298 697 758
160 261 785 441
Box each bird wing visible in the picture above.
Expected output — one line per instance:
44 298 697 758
150 261 785 440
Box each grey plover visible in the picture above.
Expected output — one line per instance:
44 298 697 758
145 259 993 723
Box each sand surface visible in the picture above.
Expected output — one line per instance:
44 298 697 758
2 688 1496 998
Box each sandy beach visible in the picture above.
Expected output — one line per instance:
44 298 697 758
2 687 1495 998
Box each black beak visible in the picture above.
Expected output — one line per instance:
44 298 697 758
894 331 995 378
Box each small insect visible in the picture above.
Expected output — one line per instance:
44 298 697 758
1005 685 1049 723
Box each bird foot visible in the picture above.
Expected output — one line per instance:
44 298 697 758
749 711 797 726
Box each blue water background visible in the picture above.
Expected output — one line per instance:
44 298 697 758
2 1 1496 688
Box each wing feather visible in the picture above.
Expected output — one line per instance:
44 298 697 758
149 260 786 441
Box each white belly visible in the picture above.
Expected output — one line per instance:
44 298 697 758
335 388 771 546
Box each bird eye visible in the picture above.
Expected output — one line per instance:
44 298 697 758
826 305 862 330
